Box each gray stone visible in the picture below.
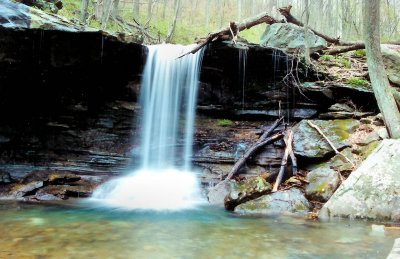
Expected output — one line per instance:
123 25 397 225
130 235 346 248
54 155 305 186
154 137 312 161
207 180 237 206
305 167 340 202
381 45 400 87
260 23 327 53
319 139 400 221
355 131 381 146
234 188 311 216
327 148 356 173
293 119 359 159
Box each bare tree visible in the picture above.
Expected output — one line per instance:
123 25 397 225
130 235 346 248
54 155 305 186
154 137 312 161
363 0 400 138
303 0 311 64
165 0 181 43
134 0 140 17
80 0 90 23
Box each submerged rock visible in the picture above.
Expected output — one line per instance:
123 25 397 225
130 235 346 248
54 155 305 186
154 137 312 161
234 188 311 216
260 23 327 53
224 176 272 211
319 139 400 221
305 167 340 202
293 119 359 159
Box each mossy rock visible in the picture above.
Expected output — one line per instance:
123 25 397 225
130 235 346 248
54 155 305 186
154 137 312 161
293 119 359 159
224 176 272 210
305 167 340 202
234 188 311 216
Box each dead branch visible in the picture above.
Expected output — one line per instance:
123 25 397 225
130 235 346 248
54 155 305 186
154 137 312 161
225 117 284 180
178 12 280 58
273 130 294 192
114 16 158 42
307 121 355 167
323 44 366 55
278 5 363 47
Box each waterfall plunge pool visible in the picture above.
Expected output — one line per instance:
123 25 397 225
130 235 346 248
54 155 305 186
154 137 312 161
0 201 396 258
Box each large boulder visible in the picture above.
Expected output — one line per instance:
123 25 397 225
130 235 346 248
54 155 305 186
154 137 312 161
293 119 359 159
234 188 311 216
381 45 400 87
305 167 340 202
319 139 400 221
260 23 327 53
224 176 272 210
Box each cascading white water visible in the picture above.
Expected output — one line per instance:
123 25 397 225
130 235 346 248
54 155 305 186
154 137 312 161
91 44 205 210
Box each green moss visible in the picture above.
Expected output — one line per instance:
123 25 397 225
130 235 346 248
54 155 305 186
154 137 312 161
360 140 381 160
315 182 328 193
320 55 334 61
338 58 351 68
294 203 307 211
217 119 233 127
347 78 369 87
353 49 366 58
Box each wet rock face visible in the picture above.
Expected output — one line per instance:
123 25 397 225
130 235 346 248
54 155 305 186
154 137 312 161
319 140 400 221
199 42 319 120
0 170 107 200
234 188 311 216
0 1 146 179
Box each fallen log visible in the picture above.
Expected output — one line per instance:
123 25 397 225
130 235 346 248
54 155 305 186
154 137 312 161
225 117 284 180
178 12 280 58
272 130 294 192
323 44 366 55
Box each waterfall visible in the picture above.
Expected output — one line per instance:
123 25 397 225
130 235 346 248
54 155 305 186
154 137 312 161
91 44 205 210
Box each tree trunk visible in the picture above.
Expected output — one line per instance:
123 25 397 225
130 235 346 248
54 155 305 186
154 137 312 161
112 0 119 18
204 0 210 28
162 0 168 19
147 0 152 19
95 0 104 21
218 0 224 28
363 0 400 138
80 0 90 23
304 0 311 64
134 0 140 17
237 0 242 21
165 0 181 43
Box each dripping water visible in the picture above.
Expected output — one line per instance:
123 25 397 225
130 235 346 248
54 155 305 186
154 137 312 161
238 48 248 110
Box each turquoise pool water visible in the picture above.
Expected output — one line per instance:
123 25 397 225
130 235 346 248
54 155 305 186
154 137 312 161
0 201 397 258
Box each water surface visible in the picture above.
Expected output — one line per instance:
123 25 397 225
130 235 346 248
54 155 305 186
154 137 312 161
0 201 397 258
